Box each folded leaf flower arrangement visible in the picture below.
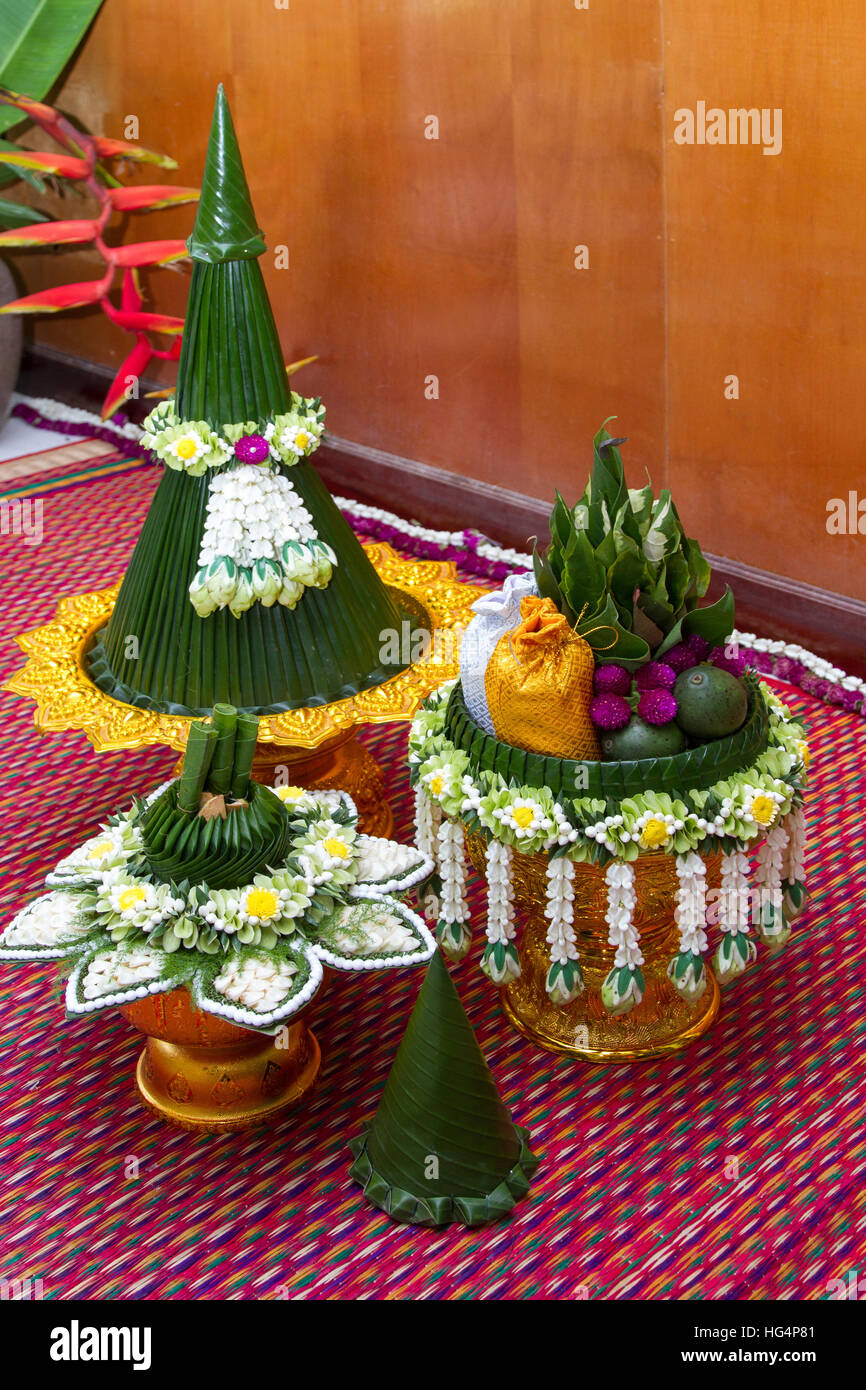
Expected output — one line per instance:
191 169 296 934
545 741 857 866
410 425 809 1041
2 706 435 1031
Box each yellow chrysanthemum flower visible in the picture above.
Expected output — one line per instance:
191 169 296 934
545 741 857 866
87 839 114 862
798 740 810 769
275 785 306 803
245 888 279 921
640 817 670 848
429 774 444 797
750 795 777 826
512 806 535 829
323 837 351 860
118 886 146 913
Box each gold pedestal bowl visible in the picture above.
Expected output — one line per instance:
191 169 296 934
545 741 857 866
121 987 321 1132
467 834 722 1064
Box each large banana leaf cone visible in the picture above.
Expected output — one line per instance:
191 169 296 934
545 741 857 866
87 85 407 715
349 950 538 1226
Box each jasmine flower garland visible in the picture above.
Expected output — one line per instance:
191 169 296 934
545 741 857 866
436 819 471 961
140 392 326 474
601 861 644 1015
714 849 757 983
189 466 337 618
753 824 790 953
481 840 519 985
781 804 808 919
544 856 583 1004
668 853 710 1000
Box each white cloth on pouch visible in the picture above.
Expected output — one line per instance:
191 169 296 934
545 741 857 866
459 570 537 734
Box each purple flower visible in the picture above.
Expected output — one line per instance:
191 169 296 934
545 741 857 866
637 689 678 725
234 433 271 465
839 688 864 713
708 645 747 678
590 693 632 730
663 643 699 674
594 664 632 695
751 652 775 674
774 657 806 684
685 634 710 659
635 661 677 692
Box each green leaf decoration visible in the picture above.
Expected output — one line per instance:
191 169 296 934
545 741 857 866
185 84 265 264
536 422 736 663
655 586 736 659
444 675 770 798
0 2 104 143
88 85 412 715
140 780 292 889
532 541 566 616
349 951 538 1227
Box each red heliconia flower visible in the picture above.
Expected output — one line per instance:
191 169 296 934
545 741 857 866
0 84 199 418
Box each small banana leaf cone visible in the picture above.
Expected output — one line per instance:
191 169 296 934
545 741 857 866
349 950 538 1227
87 85 408 715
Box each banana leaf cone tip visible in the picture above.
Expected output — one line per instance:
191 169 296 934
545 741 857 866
349 950 538 1227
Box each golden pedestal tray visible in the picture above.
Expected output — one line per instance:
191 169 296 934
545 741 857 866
4 542 482 839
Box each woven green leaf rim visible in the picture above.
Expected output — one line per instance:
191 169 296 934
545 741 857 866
348 1125 538 1228
444 673 770 797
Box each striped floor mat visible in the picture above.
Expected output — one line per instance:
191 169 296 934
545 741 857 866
0 448 862 1299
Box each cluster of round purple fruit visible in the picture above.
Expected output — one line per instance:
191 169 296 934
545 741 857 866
589 635 749 760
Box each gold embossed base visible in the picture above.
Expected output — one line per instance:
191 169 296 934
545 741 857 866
121 988 320 1132
466 834 722 1063
4 543 481 755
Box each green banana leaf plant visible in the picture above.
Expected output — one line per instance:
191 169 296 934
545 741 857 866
0 0 105 223
533 422 734 669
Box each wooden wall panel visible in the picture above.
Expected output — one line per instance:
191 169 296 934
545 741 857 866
12 1 665 499
8 1 862 600
662 0 866 599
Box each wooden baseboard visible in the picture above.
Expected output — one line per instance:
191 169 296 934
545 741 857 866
318 434 866 677
17 345 866 678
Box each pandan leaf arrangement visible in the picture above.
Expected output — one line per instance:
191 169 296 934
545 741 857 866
533 422 735 670
0 85 199 417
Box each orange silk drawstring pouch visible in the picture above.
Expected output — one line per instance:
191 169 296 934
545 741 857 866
484 595 601 760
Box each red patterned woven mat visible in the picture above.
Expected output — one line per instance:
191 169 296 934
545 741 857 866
0 451 863 1300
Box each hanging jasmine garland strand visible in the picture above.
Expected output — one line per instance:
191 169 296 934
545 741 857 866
601 861 644 1015
436 819 471 961
414 785 440 861
714 849 757 982
781 804 808 920
481 840 519 984
544 856 583 1004
413 786 442 921
668 853 709 1000
754 823 791 954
